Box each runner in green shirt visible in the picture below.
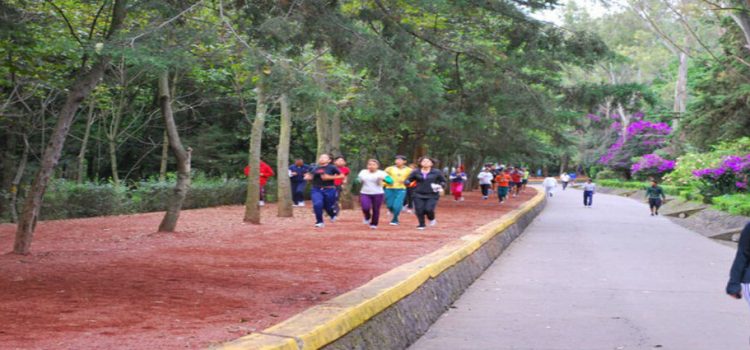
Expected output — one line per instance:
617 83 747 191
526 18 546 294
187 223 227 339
645 180 667 216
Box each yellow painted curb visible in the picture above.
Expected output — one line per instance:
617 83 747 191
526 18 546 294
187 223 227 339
216 190 546 350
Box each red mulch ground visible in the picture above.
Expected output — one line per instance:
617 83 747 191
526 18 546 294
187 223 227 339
0 188 536 349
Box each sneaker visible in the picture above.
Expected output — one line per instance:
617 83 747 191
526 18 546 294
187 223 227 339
482 196 488 200
460 197 465 201
315 223 325 228
429 219 437 226
650 213 655 216
389 221 399 226
363 219 370 225
417 226 426 230
655 211 659 216
259 200 265 206
370 225 377 229
298 202 305 207
330 216 337 223
406 209 413 214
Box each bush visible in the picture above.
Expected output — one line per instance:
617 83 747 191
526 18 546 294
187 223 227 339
630 153 675 181
597 179 687 196
712 194 750 216
41 180 127 220
664 137 750 187
596 168 623 180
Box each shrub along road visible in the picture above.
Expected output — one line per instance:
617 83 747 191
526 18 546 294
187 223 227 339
411 187 750 350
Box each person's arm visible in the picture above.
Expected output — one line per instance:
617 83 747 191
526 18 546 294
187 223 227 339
436 172 447 187
320 167 343 181
727 223 750 297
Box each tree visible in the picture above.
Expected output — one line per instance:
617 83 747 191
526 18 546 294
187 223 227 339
276 92 294 217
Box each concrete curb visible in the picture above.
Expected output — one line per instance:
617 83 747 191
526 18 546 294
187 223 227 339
215 190 546 350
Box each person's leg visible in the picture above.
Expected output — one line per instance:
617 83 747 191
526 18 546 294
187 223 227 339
743 283 750 311
414 197 427 227
311 188 325 224
371 194 384 226
259 186 265 202
655 199 662 215
384 188 394 213
360 194 373 222
425 197 438 222
391 190 405 223
587 192 593 206
324 188 338 219
293 182 305 204
406 188 414 209
649 198 656 215
450 182 459 200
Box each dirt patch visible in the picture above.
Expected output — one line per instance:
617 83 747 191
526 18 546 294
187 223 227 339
0 188 536 349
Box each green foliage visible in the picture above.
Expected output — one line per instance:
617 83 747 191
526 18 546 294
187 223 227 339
712 194 750 217
595 168 623 180
663 137 750 187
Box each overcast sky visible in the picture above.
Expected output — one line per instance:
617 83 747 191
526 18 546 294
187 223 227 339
529 0 620 25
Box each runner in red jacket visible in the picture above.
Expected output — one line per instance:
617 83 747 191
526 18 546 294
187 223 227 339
244 160 275 205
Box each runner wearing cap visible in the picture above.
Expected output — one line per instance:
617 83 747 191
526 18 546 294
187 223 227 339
384 155 412 225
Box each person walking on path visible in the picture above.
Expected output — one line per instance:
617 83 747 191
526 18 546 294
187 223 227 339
305 154 345 228
542 176 557 197
384 155 412 226
357 159 392 229
583 178 595 207
333 156 350 215
726 222 750 313
449 166 468 201
477 166 494 200
521 167 530 192
646 180 667 216
495 169 511 204
289 158 310 207
510 167 523 197
560 172 571 191
244 159 275 206
405 157 446 230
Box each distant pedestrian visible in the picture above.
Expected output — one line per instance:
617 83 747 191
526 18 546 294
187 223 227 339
510 167 523 197
560 173 571 190
244 159 275 206
289 158 310 207
405 157 446 230
477 166 494 200
726 223 750 312
449 166 468 201
542 176 557 197
357 159 391 229
583 179 595 207
521 167 529 192
646 180 666 216
495 169 511 203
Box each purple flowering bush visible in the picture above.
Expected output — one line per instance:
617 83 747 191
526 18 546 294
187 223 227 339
598 120 672 176
631 154 676 181
692 154 750 200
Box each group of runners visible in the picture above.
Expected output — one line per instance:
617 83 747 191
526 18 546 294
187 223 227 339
247 155 533 230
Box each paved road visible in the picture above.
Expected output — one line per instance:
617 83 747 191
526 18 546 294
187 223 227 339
410 186 750 350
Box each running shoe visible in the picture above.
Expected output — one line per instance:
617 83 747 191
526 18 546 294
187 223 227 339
417 226 426 230
429 219 437 226
389 222 399 226
259 200 265 206
363 219 370 225
370 225 377 229
315 223 325 228
330 215 337 223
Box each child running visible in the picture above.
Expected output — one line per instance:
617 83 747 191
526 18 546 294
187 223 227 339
477 166 494 200
405 157 447 230
495 168 511 204
333 156 350 215
384 155 412 225
449 166 468 201
244 159 275 206
357 159 392 229
289 158 310 207
304 154 345 228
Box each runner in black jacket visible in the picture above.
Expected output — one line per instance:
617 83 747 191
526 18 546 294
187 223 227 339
405 157 446 230
727 222 750 311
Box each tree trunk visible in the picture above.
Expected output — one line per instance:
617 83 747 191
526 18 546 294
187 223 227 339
13 0 128 255
244 84 266 224
340 173 354 210
77 100 96 184
159 129 169 182
314 53 331 157
672 51 688 130
559 155 568 176
330 110 341 157
730 11 750 51
157 70 191 232
9 136 29 223
277 93 294 217
107 134 120 186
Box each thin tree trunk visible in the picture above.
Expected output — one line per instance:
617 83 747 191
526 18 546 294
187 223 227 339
77 100 96 184
730 11 750 51
277 93 294 217
10 136 29 223
159 129 169 181
330 110 341 157
158 70 191 232
244 84 266 224
107 135 120 185
673 51 688 130
13 0 128 255
314 53 331 157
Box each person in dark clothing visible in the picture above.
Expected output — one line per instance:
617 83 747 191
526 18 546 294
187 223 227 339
726 223 750 313
304 153 345 228
645 180 667 216
405 157 446 230
289 158 310 206
404 163 418 213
